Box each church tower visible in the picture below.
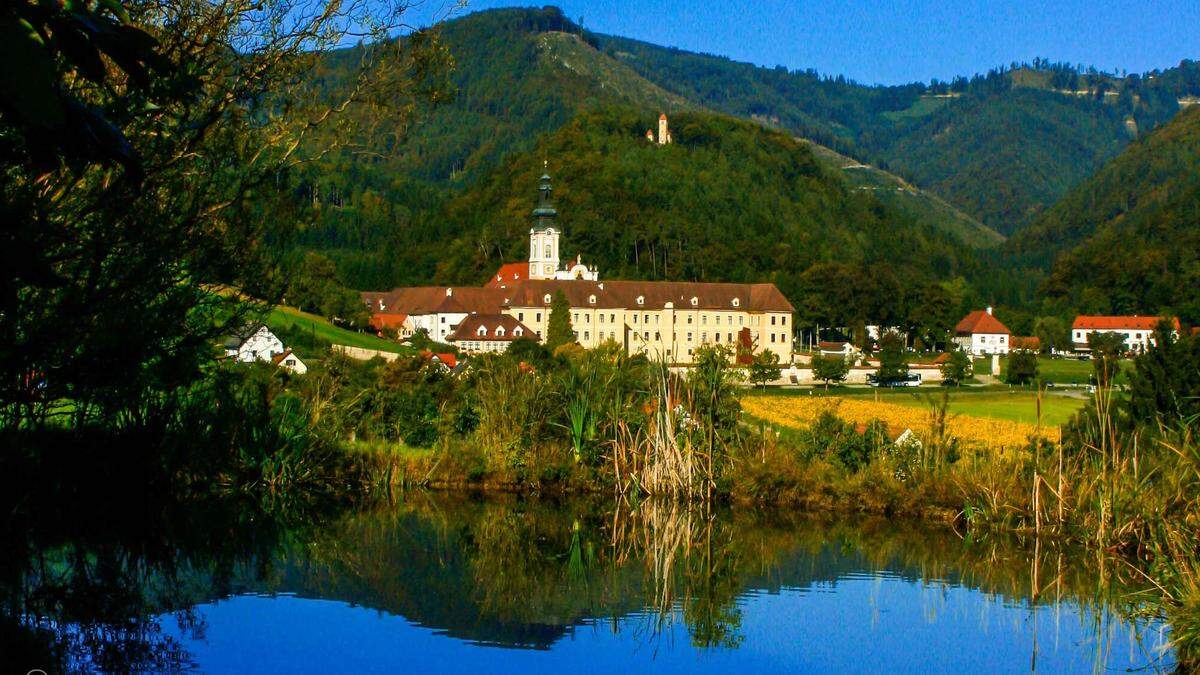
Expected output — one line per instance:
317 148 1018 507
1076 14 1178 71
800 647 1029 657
657 113 671 145
528 169 560 280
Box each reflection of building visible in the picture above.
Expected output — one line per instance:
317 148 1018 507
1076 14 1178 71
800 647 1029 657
365 172 794 364
1071 315 1179 353
953 307 1010 356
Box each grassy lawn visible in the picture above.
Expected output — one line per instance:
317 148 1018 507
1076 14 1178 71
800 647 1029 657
839 389 1086 427
266 306 410 358
971 355 1132 385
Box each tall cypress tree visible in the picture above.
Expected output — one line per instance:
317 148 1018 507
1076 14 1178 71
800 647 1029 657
545 291 575 350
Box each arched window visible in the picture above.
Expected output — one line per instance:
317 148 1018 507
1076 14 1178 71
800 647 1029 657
544 294 552 304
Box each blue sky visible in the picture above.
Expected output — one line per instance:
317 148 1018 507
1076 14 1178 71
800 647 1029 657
418 0 1200 85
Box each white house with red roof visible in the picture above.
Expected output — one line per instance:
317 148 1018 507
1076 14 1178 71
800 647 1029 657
1071 316 1179 353
953 307 1011 356
446 314 535 354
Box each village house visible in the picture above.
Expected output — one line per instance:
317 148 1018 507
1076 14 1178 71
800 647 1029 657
817 341 858 358
447 314 534 354
223 324 285 363
222 324 305 373
953 307 1011 356
271 349 308 374
1071 315 1180 353
363 172 795 365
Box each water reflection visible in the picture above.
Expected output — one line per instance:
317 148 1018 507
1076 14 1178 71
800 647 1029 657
2 494 1175 672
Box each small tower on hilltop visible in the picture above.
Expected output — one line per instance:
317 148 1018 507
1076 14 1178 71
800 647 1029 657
528 167 560 280
657 113 672 145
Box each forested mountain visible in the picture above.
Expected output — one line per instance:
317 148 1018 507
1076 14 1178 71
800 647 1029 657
292 6 998 292
286 5 1198 325
1012 106 1200 322
429 107 982 335
597 34 1200 234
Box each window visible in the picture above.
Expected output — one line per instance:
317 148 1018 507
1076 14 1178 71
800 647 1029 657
536 312 542 322
589 294 596 304
770 333 775 343
584 331 590 340
545 245 551 258
585 314 590 323
739 316 744 326
644 314 650 324
518 312 524 321
728 333 733 342
477 326 487 337
514 328 523 337
643 331 649 340
715 333 721 343
599 314 605 324
637 295 645 306
690 296 698 307
781 315 788 326
632 314 638 324
496 326 505 337
732 298 740 307
726 316 732 326
771 316 776 325
688 315 693 324
572 313 578 322
654 332 660 340
687 332 693 341
440 317 446 323
701 315 707 325
544 294 552 304
610 313 615 323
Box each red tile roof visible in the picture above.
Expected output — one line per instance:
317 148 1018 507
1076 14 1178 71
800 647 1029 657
1011 336 1041 351
485 262 528 288
420 350 458 369
369 313 408 331
1072 315 1180 331
955 310 1010 336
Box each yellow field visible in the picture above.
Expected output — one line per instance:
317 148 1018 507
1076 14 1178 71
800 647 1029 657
742 394 1056 450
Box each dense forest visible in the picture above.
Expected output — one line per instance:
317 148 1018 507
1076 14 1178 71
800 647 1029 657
597 33 1199 234
278 6 1199 326
1012 106 1200 322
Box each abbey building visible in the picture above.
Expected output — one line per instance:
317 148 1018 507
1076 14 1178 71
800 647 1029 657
364 170 794 365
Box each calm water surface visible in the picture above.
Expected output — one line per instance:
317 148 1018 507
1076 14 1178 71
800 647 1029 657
7 496 1174 673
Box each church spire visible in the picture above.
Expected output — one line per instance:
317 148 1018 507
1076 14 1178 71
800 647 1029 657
531 162 557 230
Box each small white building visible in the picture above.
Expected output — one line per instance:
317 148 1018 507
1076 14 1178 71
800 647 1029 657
817 341 857 358
223 324 285 363
271 349 308 374
953 307 1011 356
447 314 535 354
1072 316 1179 353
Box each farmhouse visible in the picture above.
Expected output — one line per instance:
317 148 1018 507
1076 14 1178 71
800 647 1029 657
223 324 285 363
953 307 1011 356
271 349 308 374
1071 316 1180 353
363 172 795 365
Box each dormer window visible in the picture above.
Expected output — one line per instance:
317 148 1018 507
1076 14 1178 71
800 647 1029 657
514 327 523 337
690 296 698 307
496 326 505 337
477 326 487 337
589 295 596 304
636 295 645 306
544 294 552 304
731 298 740 308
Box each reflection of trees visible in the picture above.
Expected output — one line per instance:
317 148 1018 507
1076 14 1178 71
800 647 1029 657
1 492 1170 668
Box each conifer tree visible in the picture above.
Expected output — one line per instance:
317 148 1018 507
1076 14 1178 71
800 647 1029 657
545 291 575 350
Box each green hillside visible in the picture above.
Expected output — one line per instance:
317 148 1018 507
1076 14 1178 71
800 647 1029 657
291 7 1000 294
1013 106 1200 321
430 107 979 330
596 33 1199 234
267 306 410 359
